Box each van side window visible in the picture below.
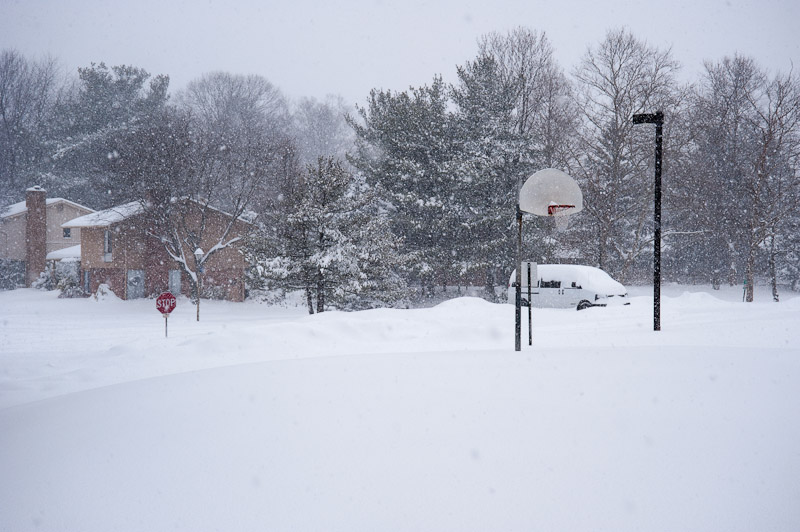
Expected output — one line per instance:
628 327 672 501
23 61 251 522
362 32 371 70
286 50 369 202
541 280 561 288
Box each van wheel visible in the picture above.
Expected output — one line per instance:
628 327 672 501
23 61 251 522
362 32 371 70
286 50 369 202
577 300 593 311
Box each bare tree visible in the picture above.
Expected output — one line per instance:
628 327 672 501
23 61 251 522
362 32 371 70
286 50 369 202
291 95 355 167
572 28 681 282
690 56 800 300
177 72 291 214
743 63 800 300
108 106 259 319
690 56 761 287
0 49 60 202
478 27 577 171
178 71 288 139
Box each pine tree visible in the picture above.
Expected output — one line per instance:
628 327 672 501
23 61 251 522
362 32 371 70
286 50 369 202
450 54 528 298
49 62 170 208
259 157 407 313
348 78 457 295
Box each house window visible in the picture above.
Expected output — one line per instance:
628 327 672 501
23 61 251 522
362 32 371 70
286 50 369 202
103 230 113 262
63 228 71 238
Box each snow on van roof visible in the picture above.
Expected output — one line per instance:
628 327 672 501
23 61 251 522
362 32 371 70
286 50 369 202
511 264 627 294
541 265 624 293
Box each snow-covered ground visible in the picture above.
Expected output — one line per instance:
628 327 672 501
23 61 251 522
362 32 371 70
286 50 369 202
1 284 799 531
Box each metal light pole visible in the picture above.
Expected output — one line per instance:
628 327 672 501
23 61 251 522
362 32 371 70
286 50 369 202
633 111 664 331
515 204 523 351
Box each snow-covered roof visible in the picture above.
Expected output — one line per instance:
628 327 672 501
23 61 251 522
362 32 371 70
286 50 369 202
46 245 81 260
1 198 95 220
62 201 144 228
62 198 252 228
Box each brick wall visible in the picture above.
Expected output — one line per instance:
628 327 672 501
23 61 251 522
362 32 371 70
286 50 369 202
79 205 247 301
25 187 47 286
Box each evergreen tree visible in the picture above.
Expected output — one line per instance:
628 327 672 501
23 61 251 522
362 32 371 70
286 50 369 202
450 54 528 298
466 29 582 285
348 78 457 295
259 157 406 313
50 62 169 207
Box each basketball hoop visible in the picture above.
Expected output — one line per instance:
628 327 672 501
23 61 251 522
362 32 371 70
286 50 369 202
547 203 575 232
515 168 583 352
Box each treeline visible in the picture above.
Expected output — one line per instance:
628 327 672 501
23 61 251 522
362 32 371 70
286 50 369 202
2 26 799 309
347 28 800 303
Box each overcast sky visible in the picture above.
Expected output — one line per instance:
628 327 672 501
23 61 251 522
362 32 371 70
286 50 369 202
1 0 798 106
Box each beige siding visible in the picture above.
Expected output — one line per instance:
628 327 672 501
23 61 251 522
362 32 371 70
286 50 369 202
0 215 26 260
45 203 92 254
0 200 94 260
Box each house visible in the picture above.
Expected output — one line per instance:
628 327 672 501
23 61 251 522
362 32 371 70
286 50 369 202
63 199 248 301
0 186 95 286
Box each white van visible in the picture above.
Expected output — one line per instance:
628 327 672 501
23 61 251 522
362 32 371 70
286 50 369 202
508 263 630 310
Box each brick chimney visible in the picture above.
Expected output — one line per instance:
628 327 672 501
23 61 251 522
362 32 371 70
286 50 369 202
25 186 47 286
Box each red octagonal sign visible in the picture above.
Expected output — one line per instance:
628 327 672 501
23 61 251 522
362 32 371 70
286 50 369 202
156 292 177 314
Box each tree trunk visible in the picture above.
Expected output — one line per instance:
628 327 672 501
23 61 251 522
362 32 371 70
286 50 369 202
769 235 779 302
745 243 755 303
423 277 435 299
316 274 325 313
597 226 608 271
727 238 737 287
484 266 495 302
305 286 314 314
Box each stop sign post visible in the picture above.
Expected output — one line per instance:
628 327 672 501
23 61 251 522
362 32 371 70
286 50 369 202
156 292 177 337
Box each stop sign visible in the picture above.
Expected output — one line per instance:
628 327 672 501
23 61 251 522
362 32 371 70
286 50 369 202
156 292 177 314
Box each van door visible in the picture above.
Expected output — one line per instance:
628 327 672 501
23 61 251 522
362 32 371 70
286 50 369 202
563 281 583 307
538 278 564 307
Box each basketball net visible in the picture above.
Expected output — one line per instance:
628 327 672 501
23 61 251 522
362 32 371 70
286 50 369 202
547 204 575 232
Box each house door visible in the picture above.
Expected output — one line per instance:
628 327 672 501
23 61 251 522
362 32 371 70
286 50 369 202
168 269 181 296
127 269 145 299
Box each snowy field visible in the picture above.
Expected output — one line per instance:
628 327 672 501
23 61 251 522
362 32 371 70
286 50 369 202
1 284 799 531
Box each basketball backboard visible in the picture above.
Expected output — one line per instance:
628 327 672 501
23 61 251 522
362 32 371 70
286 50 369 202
518 168 582 217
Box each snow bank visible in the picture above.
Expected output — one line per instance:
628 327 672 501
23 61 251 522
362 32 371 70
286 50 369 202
1 286 799 531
